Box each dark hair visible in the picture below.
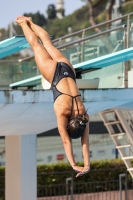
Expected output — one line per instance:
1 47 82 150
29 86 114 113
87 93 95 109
67 115 88 139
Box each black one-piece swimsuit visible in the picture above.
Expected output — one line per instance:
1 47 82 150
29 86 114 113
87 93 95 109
51 62 81 116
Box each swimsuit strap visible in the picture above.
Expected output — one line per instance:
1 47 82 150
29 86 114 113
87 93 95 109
74 96 80 116
70 94 81 117
84 107 89 116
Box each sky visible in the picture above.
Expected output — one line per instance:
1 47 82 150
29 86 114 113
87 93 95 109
0 0 86 29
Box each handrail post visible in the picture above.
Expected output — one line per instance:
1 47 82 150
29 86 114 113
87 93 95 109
119 173 128 200
127 15 131 72
58 38 62 47
66 177 73 200
124 27 128 88
81 30 85 62
127 15 130 48
119 174 124 200
124 15 131 88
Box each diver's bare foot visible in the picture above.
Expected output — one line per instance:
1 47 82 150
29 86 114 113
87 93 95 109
23 16 32 23
22 16 33 29
15 16 27 27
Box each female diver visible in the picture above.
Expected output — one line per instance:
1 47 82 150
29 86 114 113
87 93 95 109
15 16 90 177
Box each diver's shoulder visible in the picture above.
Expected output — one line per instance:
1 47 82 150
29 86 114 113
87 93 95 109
54 103 71 117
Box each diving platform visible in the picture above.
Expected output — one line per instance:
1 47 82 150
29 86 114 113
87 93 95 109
0 35 52 59
0 36 30 58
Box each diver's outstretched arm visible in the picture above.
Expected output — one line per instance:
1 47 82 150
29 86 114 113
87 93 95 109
57 114 85 175
82 123 90 166
76 122 90 177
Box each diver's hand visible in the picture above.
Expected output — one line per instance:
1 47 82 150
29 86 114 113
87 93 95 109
72 165 84 173
75 166 90 178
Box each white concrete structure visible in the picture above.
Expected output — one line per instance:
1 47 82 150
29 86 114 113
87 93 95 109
0 89 133 135
5 135 36 200
111 0 125 25
56 0 64 19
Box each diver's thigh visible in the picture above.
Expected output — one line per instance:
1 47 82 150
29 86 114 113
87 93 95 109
44 42 74 69
33 46 57 83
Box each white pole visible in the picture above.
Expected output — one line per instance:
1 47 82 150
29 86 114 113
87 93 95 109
5 135 37 200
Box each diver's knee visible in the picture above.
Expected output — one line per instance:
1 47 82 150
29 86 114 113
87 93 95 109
28 36 40 48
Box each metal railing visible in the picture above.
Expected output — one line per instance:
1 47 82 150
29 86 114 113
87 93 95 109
56 25 126 50
37 174 133 200
0 179 132 200
52 12 133 45
36 168 133 200
1 169 133 200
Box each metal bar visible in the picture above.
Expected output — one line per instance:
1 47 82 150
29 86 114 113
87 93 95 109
125 15 130 88
104 121 120 125
112 40 123 53
101 109 115 114
127 168 133 171
57 25 125 49
111 133 125 137
115 110 133 145
66 177 72 200
0 60 19 63
119 174 126 200
116 144 131 149
125 172 128 200
66 178 69 200
81 30 85 62
18 55 34 62
127 15 131 49
71 174 73 200
0 57 34 63
124 29 128 88
122 156 133 160
52 12 133 43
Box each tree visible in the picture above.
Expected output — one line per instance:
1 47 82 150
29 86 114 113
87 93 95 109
87 0 101 32
47 4 56 19
81 0 103 32
81 0 115 31
106 0 115 28
23 12 47 27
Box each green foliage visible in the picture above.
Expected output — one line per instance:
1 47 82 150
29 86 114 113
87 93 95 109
43 0 108 38
122 1 133 16
47 4 56 19
37 159 128 185
44 5 90 38
92 0 107 6
37 159 128 197
0 29 8 41
43 0 133 39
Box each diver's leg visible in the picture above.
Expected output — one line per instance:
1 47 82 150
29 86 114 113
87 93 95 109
15 17 57 83
24 16 75 72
